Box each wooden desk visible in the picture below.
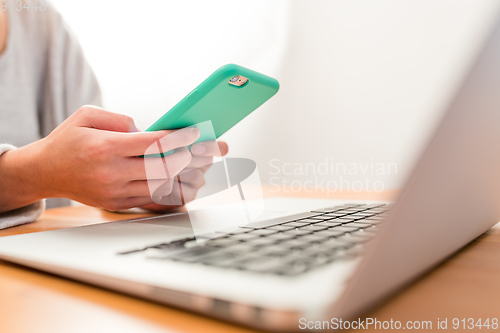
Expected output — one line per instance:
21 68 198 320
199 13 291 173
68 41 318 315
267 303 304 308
0 189 499 333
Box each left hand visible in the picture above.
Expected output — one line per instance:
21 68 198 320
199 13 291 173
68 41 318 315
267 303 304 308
140 140 229 212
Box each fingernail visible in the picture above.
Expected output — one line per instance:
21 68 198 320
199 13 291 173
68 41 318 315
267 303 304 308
130 124 140 132
192 127 200 137
191 144 206 155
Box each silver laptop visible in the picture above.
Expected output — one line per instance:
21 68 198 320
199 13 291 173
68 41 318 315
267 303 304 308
2 14 500 332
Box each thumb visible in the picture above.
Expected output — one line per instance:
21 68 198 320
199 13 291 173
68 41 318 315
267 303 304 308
73 106 139 133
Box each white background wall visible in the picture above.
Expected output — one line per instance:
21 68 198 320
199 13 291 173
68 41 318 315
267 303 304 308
52 0 499 193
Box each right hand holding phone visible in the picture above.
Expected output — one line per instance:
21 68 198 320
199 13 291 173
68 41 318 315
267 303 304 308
0 106 201 212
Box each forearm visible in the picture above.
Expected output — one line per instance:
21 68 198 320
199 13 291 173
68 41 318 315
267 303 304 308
0 143 47 213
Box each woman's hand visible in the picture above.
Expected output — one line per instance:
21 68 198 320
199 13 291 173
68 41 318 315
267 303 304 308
0 106 203 212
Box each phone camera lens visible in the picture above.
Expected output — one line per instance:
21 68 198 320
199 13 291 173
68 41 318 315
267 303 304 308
231 76 239 83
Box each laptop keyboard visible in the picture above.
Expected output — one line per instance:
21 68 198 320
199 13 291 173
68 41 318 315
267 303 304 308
118 203 389 276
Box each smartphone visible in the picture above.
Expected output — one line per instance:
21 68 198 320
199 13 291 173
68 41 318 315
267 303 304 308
146 64 280 143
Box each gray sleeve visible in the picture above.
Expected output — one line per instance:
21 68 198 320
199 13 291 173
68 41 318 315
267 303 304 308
0 144 45 229
38 5 102 209
38 4 102 137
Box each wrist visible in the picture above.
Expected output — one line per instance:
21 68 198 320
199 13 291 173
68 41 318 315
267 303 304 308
0 142 50 212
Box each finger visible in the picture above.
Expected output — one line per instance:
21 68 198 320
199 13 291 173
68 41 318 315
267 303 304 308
178 168 206 189
107 196 155 211
74 106 140 133
177 184 200 204
190 141 228 157
121 179 174 198
151 176 184 206
134 147 192 180
185 155 213 170
110 127 200 156
119 174 204 203
140 203 185 213
150 178 176 202
152 184 200 208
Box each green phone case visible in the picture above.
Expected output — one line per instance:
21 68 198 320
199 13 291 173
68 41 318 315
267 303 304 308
146 64 280 142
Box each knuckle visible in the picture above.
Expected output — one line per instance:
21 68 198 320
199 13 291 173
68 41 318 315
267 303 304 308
100 185 118 199
93 169 119 186
83 136 113 161
120 114 135 129
76 105 97 117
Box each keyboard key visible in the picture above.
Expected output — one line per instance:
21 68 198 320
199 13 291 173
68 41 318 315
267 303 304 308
336 234 371 244
323 212 350 218
282 221 313 227
347 222 373 229
328 226 359 233
271 263 309 276
341 208 366 213
227 233 261 241
246 237 280 248
268 233 298 242
284 228 314 236
321 237 354 248
346 214 371 220
297 250 332 264
280 239 311 251
313 229 347 238
355 211 377 216
241 212 322 229
349 230 376 239
285 258 316 271
272 260 310 276
248 229 279 236
318 240 355 251
369 215 385 220
204 238 241 247
314 221 343 227
257 246 292 258
267 225 296 231
199 253 239 266
296 234 329 244
363 219 384 225
296 218 324 224
368 209 388 214
334 218 357 223
362 226 378 233
219 244 258 255
343 244 367 257
236 257 282 273
309 215 336 221
299 225 330 232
